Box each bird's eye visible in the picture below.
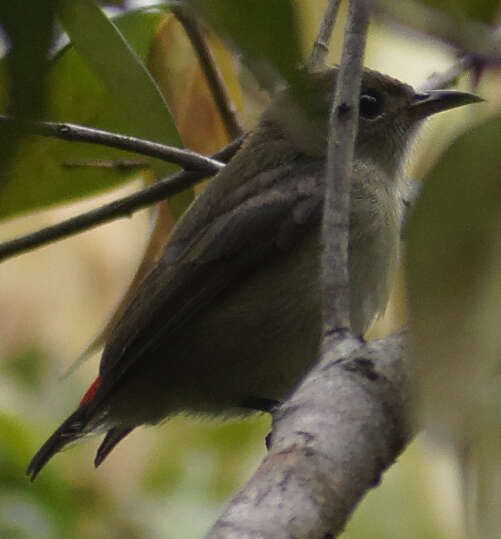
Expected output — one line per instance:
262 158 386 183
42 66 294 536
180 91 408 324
359 92 383 119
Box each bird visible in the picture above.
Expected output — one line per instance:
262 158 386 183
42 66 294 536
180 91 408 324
26 67 481 480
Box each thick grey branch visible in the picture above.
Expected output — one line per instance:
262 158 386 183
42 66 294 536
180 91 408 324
205 331 413 538
205 6 415 537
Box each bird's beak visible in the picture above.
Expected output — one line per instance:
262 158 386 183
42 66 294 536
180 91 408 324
410 89 484 119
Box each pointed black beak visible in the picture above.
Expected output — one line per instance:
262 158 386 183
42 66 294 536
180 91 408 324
410 90 484 119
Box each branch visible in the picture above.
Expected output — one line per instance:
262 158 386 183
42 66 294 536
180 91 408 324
308 0 342 70
205 331 413 538
0 116 225 174
62 158 149 169
371 1 501 61
171 3 244 140
418 28 501 93
0 136 244 263
322 0 370 335
205 6 407 537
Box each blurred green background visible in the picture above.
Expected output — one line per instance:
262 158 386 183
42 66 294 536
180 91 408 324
1 0 500 537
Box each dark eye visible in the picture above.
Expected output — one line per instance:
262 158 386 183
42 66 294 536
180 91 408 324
359 92 383 119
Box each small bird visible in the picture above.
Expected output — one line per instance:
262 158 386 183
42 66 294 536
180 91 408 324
27 68 481 480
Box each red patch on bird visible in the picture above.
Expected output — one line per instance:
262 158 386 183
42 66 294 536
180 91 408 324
79 376 101 407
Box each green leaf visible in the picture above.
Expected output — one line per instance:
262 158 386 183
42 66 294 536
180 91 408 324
419 0 500 23
58 0 192 219
188 0 303 85
0 1 58 171
0 412 85 538
1 346 49 392
406 115 501 439
0 1 58 117
58 1 180 148
0 4 192 220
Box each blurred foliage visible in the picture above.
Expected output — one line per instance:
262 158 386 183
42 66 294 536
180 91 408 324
0 3 182 220
420 0 500 22
0 0 58 174
407 113 501 435
0 0 57 118
374 0 500 61
407 115 501 537
1 346 49 393
187 0 320 122
187 0 303 86
0 0 500 538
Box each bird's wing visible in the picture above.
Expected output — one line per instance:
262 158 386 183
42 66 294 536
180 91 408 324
95 158 324 405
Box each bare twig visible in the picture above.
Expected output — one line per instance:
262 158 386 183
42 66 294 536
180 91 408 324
0 136 244 263
371 0 501 61
63 159 149 169
171 3 244 140
418 25 501 92
308 0 342 69
322 0 370 336
0 116 225 174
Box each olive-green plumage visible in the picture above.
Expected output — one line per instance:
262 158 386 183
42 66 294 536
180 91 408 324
27 68 481 479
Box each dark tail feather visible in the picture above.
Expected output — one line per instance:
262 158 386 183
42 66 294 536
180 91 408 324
26 405 91 481
94 426 134 468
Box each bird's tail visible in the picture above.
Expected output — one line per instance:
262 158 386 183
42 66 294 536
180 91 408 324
94 426 134 468
26 405 92 481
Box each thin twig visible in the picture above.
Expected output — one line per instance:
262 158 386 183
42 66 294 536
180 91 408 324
308 0 342 69
171 4 244 140
0 116 225 174
418 27 501 92
371 0 501 61
0 136 245 263
322 0 370 336
63 159 149 169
